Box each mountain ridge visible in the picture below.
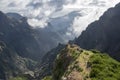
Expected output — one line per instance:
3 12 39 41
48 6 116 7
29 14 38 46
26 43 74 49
42 44 120 80
75 2 120 61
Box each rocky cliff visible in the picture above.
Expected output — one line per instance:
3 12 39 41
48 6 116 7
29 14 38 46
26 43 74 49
75 3 120 61
0 11 42 80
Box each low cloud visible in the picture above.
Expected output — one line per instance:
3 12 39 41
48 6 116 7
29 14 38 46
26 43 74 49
64 0 120 37
0 0 120 38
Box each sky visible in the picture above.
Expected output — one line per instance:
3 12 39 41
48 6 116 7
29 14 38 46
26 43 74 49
0 0 120 38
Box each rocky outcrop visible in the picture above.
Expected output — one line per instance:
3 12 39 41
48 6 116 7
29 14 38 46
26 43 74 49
0 41 37 80
0 11 41 79
42 44 120 80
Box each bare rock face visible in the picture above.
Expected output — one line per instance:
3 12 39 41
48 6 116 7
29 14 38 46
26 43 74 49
75 3 120 61
0 11 42 61
0 11 40 80
0 41 6 53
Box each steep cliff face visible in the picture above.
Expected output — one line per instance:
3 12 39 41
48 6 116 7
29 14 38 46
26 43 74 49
0 11 67 80
0 11 41 79
0 11 42 61
75 3 120 61
35 44 65 80
0 41 37 80
6 12 66 56
42 44 120 80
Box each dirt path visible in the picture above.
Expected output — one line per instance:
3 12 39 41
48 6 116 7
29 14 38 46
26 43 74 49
63 50 93 80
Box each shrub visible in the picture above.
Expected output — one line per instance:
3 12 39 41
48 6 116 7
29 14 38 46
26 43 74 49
90 49 100 53
42 76 52 80
71 51 80 60
89 53 120 80
10 76 28 80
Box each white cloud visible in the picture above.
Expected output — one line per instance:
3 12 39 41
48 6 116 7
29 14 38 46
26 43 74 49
64 0 120 37
0 0 120 38
0 0 31 12
28 18 48 28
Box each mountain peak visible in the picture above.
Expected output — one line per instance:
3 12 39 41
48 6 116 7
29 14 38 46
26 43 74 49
6 12 23 20
0 11 3 14
0 11 6 18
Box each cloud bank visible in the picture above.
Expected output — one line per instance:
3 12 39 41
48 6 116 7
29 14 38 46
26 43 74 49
0 0 120 39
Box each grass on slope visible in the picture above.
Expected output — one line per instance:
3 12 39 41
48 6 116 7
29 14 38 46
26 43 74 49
53 44 83 80
88 51 120 80
42 76 52 80
42 45 120 80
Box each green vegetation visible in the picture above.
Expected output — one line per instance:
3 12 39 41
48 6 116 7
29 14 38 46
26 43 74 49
53 44 82 80
89 53 120 80
73 65 83 72
90 49 101 53
71 50 81 60
64 61 83 76
43 44 120 80
53 57 66 80
10 76 28 80
42 76 52 80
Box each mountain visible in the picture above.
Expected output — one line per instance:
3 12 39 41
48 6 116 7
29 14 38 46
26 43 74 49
36 44 65 79
0 11 69 80
40 3 120 80
48 11 81 41
0 11 43 80
42 44 120 80
1 0 119 42
0 11 42 61
32 25 66 54
6 13 23 20
6 12 67 55
0 41 37 80
0 1 120 80
75 3 120 61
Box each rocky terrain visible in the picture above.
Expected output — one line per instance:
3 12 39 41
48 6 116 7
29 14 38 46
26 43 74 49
42 44 120 80
0 11 41 80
